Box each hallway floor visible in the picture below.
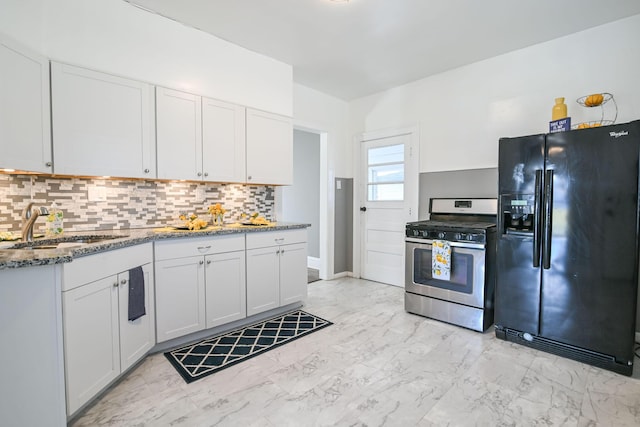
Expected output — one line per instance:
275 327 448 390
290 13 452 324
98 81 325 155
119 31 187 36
71 277 640 426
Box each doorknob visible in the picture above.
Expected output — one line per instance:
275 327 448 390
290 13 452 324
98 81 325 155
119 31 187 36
360 207 367 212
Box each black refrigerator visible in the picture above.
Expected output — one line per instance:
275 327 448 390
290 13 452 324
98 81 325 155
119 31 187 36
495 119 640 376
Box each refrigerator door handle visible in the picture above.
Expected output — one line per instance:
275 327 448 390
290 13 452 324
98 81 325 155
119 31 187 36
533 169 543 268
542 169 554 269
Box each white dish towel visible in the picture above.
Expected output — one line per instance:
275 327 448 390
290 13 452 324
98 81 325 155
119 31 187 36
432 240 451 281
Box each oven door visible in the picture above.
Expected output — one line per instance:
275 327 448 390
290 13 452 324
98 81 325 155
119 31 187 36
405 238 487 308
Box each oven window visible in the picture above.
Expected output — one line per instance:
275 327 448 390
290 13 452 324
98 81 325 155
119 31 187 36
413 247 474 294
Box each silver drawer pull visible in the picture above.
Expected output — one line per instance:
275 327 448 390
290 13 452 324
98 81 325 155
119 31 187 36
199 260 204 265
275 238 285 243
197 246 211 250
206 260 212 265
113 282 119 288
120 279 127 285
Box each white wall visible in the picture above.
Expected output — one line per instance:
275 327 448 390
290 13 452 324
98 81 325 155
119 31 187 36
349 14 640 173
0 0 292 116
293 84 350 176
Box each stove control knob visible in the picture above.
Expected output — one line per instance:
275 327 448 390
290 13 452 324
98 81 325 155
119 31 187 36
437 232 446 239
413 230 419 236
468 234 476 241
455 233 463 241
422 231 429 238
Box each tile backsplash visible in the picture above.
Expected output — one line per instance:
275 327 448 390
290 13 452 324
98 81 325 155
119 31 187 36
0 174 274 233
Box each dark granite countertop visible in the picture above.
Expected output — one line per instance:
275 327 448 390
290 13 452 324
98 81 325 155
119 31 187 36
0 222 310 270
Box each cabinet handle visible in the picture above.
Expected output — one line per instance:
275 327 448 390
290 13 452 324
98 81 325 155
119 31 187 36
199 260 204 265
275 238 285 243
276 249 280 255
280 249 285 254
204 172 209 177
197 172 203 177
144 168 150 174
206 260 212 265
120 279 127 285
45 162 52 167
113 282 119 288
197 245 211 250
247 175 252 180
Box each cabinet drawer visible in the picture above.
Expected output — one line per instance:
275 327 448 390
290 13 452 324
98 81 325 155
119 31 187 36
246 229 307 250
154 234 245 261
62 243 153 292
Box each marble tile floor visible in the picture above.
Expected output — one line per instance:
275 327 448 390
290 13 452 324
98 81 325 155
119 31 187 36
70 277 640 427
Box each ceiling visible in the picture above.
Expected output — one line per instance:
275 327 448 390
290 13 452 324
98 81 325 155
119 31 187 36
125 0 640 101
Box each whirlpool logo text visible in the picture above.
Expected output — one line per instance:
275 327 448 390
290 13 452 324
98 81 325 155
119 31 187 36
609 130 629 138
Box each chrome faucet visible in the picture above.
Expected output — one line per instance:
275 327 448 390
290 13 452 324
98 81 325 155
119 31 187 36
21 202 49 242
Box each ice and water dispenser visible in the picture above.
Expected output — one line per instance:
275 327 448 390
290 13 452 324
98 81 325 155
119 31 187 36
501 194 536 235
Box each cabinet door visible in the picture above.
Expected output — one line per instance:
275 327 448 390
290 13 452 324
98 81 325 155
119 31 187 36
205 250 247 328
246 108 293 185
155 256 206 342
279 243 308 306
156 87 203 180
246 246 280 316
118 263 155 372
51 62 155 178
0 36 52 172
202 97 246 183
63 275 120 415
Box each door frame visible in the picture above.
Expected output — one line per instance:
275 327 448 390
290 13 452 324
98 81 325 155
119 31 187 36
353 125 420 281
275 120 330 280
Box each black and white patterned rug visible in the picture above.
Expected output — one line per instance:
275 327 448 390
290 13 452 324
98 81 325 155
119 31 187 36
164 310 332 383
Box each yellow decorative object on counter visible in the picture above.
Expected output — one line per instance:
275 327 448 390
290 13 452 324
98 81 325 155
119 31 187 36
240 212 270 225
179 213 208 230
208 203 227 225
551 97 568 121
45 202 64 237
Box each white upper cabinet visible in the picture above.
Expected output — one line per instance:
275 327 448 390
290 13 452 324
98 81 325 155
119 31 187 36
51 62 155 178
156 87 246 183
202 97 246 183
156 87 203 181
0 35 52 173
246 108 293 185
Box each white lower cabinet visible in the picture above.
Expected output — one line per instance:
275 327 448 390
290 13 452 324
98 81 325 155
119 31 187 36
154 256 206 341
246 230 308 316
155 235 246 343
0 265 66 427
62 244 154 416
205 250 247 328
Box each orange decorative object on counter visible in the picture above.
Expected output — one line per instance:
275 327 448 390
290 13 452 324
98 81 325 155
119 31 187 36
584 93 604 107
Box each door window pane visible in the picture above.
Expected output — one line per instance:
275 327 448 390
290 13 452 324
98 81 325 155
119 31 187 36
368 144 404 164
368 164 404 183
367 143 404 201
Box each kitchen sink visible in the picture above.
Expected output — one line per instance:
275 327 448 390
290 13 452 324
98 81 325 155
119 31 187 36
8 235 127 250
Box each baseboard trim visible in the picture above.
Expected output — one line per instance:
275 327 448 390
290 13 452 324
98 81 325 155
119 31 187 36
307 256 320 270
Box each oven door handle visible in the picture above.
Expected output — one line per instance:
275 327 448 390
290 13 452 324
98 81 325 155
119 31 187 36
405 238 486 250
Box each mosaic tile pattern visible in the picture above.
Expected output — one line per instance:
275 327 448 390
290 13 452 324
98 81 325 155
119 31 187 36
0 175 275 232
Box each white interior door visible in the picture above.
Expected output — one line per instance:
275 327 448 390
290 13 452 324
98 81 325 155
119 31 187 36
360 130 418 287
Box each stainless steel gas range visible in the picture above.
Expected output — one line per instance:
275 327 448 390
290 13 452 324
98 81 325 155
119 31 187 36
404 198 497 332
